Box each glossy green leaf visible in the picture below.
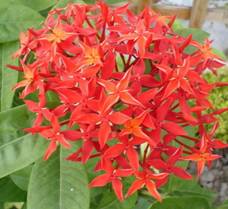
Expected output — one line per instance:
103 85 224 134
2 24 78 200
0 5 44 43
0 41 19 111
27 146 90 209
10 165 32 191
0 176 26 202
0 105 34 146
150 196 212 209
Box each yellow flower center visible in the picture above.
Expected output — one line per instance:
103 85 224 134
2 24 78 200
47 27 67 43
84 48 101 65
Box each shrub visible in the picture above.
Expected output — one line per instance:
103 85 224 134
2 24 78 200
9 2 228 203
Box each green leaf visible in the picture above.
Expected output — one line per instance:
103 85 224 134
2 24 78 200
17 0 56 11
0 105 34 146
172 20 184 32
0 5 44 43
0 0 56 11
10 165 32 191
176 28 209 44
0 41 19 111
83 0 95 4
150 196 212 209
0 134 47 178
175 28 210 54
133 197 153 209
0 104 47 177
27 146 90 209
46 90 61 109
0 176 26 202
105 0 126 4
54 0 85 8
164 176 214 201
92 187 137 209
212 48 227 60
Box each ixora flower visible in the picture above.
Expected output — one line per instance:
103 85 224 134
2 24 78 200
9 2 228 202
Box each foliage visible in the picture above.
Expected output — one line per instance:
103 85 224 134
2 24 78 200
0 0 227 209
204 68 228 141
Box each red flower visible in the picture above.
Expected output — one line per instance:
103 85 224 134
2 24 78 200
126 170 168 202
98 69 144 110
10 2 227 202
149 148 192 179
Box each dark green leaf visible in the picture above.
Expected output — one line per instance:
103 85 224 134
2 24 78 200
27 146 90 209
0 176 26 202
10 165 32 191
164 176 215 201
0 41 19 111
150 196 212 209
39 6 54 18
0 5 44 43
93 189 137 209
46 90 61 109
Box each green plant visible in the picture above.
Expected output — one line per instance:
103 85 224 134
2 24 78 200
204 67 228 141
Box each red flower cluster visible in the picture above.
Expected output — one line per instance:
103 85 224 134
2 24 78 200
11 2 228 202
